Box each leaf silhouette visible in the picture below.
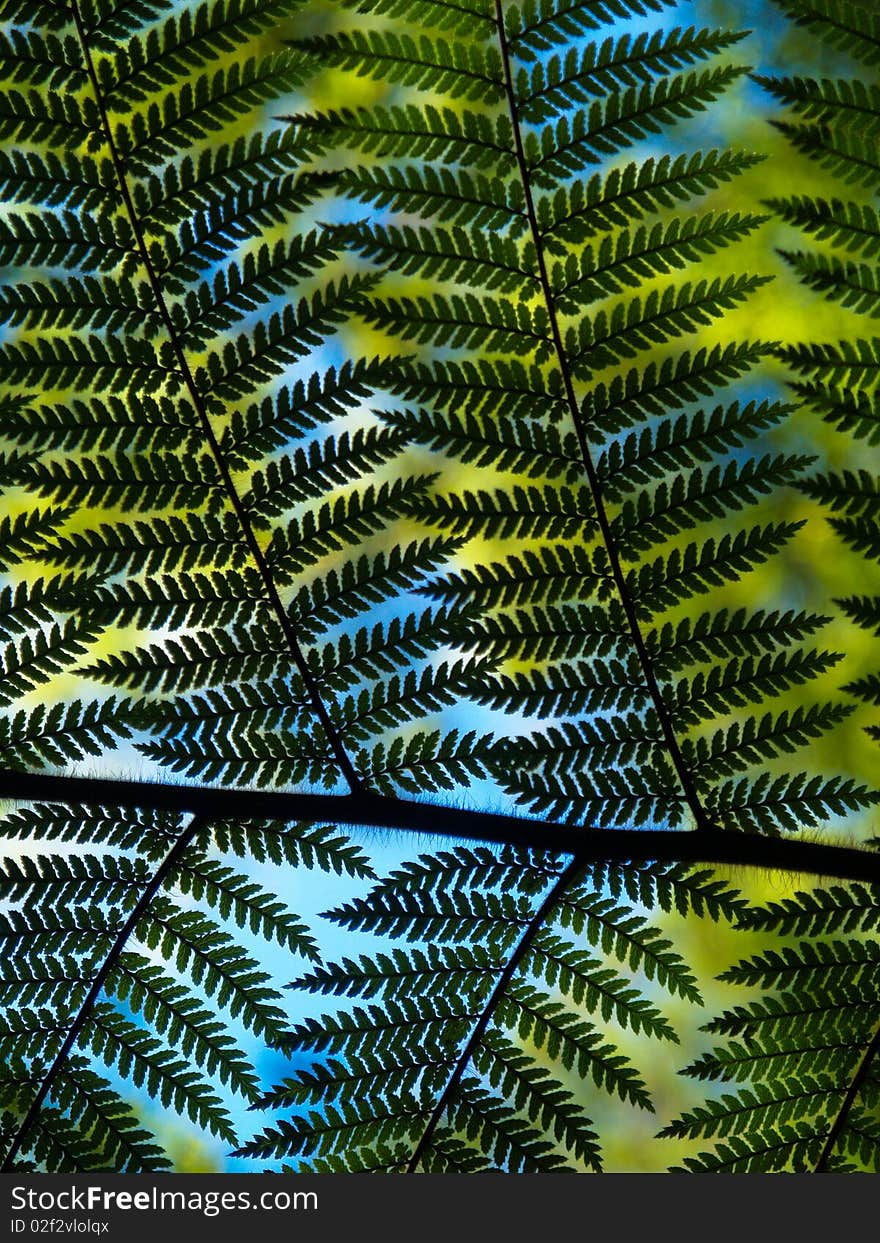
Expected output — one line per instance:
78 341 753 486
0 0 878 1175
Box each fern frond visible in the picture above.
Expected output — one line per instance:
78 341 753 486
2 0 876 1179
667 879 880 1172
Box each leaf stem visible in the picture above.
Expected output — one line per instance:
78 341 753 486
68 0 363 795
493 0 711 833
1 768 879 882
814 1016 880 1172
0 815 208 1171
405 855 586 1171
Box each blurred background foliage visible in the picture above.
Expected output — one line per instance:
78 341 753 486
2 0 879 1171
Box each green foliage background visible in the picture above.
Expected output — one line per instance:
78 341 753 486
1 0 879 1173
